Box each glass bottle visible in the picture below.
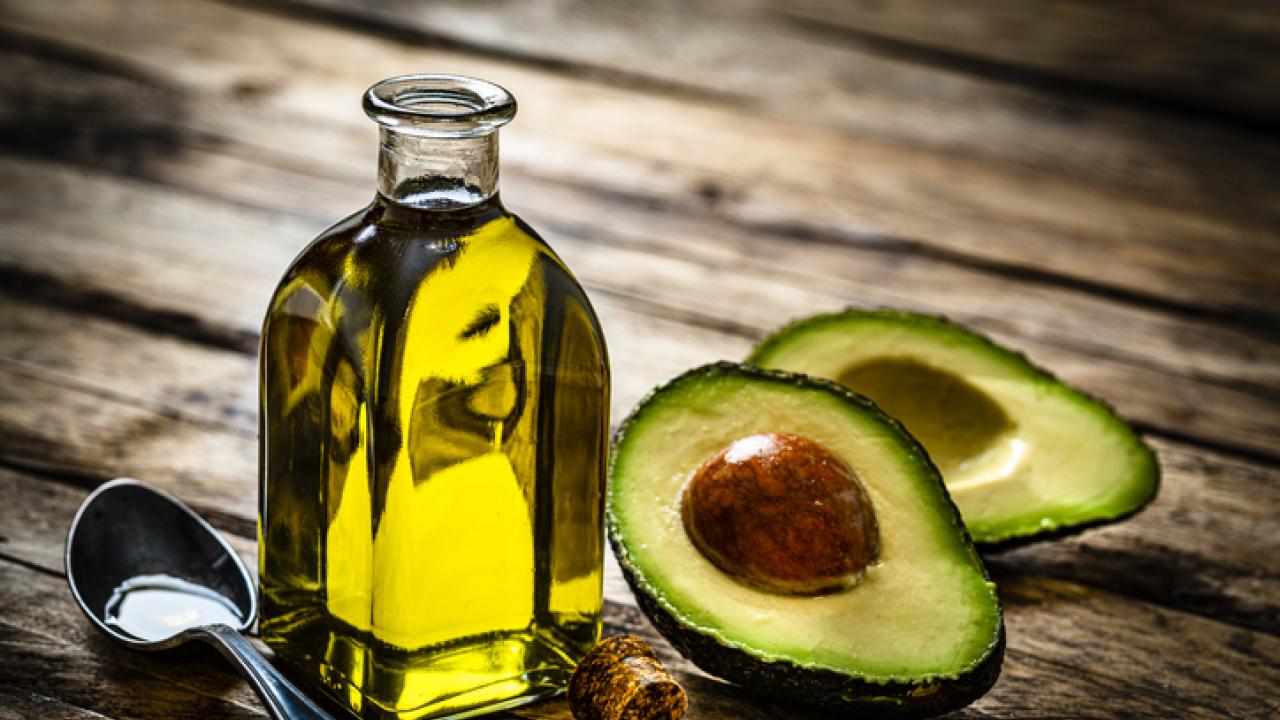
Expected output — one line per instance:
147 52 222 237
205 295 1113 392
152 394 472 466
258 75 610 720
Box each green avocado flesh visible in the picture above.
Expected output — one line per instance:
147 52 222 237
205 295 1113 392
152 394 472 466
608 363 1003 715
749 310 1160 545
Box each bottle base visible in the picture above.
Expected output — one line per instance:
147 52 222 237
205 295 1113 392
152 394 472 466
265 612 584 720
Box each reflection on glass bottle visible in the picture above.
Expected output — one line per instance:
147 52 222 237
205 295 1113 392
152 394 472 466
258 76 609 720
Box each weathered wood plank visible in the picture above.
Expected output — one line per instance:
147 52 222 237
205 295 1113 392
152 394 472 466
1 153 1276 462
0 466 257 577
0 298 1276 635
0 1 1275 717
0 361 260 527
990 575 1280 719
3 468 1278 719
0 687 112 720
776 0 1280 124
2 0 1278 324
0 467 81 574
258 0 1280 151
0 297 257 437
0 562 266 719
5 27 1279 455
0 623 265 720
2 28 1276 392
0 205 745 440
0 305 735 528
0 472 867 720
2 49 1275 396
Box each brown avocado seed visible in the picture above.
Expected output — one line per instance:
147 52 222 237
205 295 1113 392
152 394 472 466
681 432 879 595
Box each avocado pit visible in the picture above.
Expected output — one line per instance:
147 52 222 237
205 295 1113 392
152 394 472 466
680 432 879 595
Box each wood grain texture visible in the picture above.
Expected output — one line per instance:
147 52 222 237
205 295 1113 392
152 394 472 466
2 0 1278 325
1 297 1276 636
1 12 1275 398
0 561 267 718
2 468 1278 719
1 0 1277 717
777 0 1280 125
0 471 832 720
0 687 114 720
2 150 1277 464
2 44 1275 393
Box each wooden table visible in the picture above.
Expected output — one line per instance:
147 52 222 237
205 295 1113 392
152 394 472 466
1 1 1277 717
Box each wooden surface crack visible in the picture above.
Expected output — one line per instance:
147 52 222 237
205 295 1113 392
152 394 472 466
0 264 259 356
0 26 173 91
0 357 256 439
0 551 64 582
1132 423 1280 471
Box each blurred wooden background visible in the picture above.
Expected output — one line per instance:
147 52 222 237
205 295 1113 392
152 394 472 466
0 0 1277 718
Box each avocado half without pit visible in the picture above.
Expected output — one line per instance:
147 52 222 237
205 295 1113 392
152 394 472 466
608 363 1004 718
749 310 1160 546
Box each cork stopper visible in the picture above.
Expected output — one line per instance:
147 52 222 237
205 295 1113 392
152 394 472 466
568 635 687 720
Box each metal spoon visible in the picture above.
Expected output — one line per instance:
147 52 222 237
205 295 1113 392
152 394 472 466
65 478 332 720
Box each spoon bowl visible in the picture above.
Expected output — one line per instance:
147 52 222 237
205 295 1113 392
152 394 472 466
66 478 254 649
65 478 331 719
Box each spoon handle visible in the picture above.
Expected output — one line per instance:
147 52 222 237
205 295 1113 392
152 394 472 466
201 624 334 720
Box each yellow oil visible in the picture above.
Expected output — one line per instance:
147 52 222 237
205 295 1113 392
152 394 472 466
258 193 609 719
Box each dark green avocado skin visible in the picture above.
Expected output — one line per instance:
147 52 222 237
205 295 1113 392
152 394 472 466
617 559 1005 719
607 362 1005 718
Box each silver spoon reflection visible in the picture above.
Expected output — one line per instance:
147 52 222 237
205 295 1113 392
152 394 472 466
65 478 332 720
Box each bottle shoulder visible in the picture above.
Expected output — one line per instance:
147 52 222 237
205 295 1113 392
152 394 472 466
283 199 562 271
263 200 603 345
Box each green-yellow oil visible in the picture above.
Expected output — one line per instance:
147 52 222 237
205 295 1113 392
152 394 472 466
258 193 609 719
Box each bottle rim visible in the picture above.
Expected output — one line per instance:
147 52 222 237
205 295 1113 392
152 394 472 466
363 74 517 138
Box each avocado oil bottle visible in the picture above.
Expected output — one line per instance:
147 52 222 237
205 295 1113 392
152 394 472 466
258 75 610 719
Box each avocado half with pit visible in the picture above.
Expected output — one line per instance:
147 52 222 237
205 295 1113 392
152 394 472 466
608 363 1003 718
748 309 1159 545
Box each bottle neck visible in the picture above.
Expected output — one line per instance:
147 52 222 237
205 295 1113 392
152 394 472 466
376 128 500 209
